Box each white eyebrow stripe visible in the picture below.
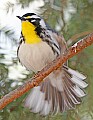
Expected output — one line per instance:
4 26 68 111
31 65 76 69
31 15 40 19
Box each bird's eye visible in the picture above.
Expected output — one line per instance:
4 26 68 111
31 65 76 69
29 18 36 23
30 18 40 26
31 19 36 22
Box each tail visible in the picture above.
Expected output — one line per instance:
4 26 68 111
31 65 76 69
24 66 88 116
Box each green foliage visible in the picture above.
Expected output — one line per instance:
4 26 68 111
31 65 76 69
0 0 93 120
17 0 34 7
65 0 93 40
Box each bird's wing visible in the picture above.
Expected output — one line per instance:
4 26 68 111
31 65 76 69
50 30 67 55
48 30 68 66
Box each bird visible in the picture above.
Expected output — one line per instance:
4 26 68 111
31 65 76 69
17 13 88 116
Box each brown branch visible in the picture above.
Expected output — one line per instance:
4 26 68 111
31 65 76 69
0 33 93 110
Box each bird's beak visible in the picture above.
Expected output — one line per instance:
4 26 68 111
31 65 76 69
16 16 25 21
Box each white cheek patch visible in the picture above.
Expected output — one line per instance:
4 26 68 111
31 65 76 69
40 19 46 28
31 19 36 22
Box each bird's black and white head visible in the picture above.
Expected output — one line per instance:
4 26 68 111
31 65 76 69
17 13 48 44
17 13 46 29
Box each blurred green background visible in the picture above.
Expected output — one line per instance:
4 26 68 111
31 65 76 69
0 0 93 120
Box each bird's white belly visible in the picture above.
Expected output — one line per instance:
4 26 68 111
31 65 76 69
18 41 55 72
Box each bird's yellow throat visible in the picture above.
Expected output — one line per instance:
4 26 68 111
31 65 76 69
22 21 41 44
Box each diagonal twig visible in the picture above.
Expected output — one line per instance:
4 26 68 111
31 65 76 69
0 33 93 110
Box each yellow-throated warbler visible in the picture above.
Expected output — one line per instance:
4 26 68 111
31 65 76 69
17 13 88 116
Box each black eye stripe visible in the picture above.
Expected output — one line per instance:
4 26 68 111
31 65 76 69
26 18 40 20
31 18 36 20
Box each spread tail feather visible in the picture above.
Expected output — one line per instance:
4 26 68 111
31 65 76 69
24 66 88 116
